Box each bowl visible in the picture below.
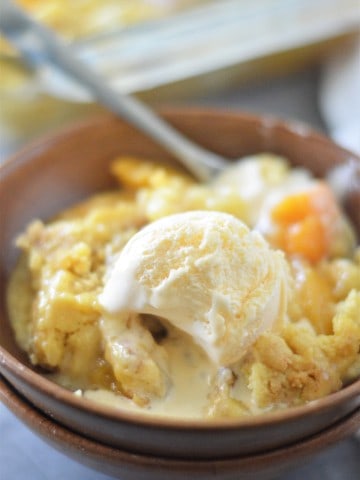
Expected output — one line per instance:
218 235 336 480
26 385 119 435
0 109 359 460
1 374 359 480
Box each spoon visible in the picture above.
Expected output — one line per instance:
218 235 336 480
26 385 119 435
0 0 359 195
0 0 227 182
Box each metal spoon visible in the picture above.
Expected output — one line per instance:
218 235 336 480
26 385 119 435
0 0 227 182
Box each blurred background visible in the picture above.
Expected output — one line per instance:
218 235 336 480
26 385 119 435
0 0 359 160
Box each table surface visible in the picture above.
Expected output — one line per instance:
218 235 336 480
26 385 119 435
0 68 359 479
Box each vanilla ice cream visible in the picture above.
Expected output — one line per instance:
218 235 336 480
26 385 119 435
100 211 289 366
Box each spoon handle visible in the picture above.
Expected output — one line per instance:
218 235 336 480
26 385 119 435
0 0 227 181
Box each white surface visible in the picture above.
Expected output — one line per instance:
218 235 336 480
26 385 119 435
1 68 359 479
319 40 360 154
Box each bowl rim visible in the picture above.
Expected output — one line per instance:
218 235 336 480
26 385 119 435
2 350 360 430
1 108 360 431
1 373 359 470
2 107 359 175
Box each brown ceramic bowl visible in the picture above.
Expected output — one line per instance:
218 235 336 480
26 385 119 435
1 374 359 480
0 110 359 460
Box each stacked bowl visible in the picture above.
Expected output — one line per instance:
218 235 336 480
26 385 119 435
1 110 359 479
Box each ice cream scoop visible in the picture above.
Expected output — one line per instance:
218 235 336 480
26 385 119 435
100 211 289 366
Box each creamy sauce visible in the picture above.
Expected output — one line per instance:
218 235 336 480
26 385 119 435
82 330 217 418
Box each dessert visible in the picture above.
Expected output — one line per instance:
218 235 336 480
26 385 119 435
100 211 289 367
7 154 360 418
